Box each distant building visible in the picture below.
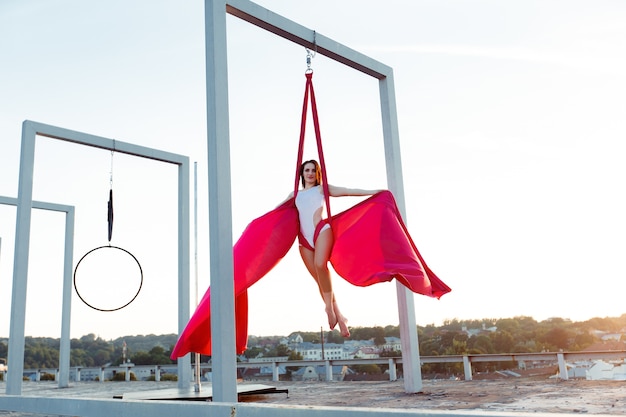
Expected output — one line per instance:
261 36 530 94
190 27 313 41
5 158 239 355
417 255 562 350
353 346 380 359
462 323 497 336
295 342 346 360
381 337 401 352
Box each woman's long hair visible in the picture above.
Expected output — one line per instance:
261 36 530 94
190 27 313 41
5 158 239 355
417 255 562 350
300 160 322 188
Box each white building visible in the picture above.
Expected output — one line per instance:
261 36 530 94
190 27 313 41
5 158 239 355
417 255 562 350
353 346 380 359
295 342 346 360
381 337 402 352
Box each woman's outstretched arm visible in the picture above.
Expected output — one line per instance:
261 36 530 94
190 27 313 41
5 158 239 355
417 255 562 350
328 184 384 197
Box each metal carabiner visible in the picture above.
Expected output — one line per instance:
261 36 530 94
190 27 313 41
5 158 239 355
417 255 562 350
305 30 317 73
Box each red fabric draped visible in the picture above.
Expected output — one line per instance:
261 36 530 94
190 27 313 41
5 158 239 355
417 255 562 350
170 200 298 358
170 71 450 359
170 191 450 358
330 191 450 297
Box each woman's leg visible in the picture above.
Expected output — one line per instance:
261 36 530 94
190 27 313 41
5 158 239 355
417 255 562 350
300 246 337 330
299 231 350 337
300 233 337 329
314 229 349 337
299 246 323 297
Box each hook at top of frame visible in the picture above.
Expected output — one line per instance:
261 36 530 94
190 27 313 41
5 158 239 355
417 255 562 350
305 30 317 73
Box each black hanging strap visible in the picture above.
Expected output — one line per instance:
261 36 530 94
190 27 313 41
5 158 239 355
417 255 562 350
107 189 114 242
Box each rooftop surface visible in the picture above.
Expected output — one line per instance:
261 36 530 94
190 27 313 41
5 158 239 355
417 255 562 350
1 377 625 415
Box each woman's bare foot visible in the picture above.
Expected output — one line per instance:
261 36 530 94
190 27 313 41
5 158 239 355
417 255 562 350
325 306 337 330
332 300 350 337
337 315 350 337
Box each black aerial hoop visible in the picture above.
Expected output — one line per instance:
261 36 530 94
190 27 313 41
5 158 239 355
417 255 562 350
73 148 144 312
73 244 144 312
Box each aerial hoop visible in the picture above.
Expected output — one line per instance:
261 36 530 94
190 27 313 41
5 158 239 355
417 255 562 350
73 245 144 312
73 148 144 312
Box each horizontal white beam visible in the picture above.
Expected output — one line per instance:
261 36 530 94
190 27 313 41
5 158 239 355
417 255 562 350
24 120 188 165
225 0 392 79
0 196 73 213
0 395 557 417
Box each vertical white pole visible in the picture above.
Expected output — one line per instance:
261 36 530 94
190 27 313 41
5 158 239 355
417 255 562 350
205 0 238 402
58 207 75 388
193 162 202 392
6 122 36 395
379 72 423 393
177 158 192 388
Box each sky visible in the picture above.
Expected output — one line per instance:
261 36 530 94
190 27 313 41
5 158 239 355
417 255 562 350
1 0 625 342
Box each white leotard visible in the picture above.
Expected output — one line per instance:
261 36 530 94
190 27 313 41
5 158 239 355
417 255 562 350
295 185 330 249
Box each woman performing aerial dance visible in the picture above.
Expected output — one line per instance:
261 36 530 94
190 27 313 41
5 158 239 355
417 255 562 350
289 159 382 337
170 70 450 359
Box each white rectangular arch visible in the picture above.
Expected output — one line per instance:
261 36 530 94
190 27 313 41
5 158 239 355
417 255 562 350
6 120 191 395
206 0 421 402
0 196 75 389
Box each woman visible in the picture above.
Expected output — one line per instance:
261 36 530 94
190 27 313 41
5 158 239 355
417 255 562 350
286 160 382 337
170 159 449 358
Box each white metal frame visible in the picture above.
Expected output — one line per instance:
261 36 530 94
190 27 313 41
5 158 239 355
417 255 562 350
207 0 421 401
0 196 75 389
0 1 434 415
5 120 191 395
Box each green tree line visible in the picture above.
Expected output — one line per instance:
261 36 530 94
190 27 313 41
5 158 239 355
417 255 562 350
0 333 178 369
1 315 624 369
416 315 626 375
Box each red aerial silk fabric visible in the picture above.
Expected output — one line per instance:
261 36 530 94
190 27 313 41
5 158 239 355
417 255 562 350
170 199 298 358
329 191 450 297
170 71 450 358
170 191 450 358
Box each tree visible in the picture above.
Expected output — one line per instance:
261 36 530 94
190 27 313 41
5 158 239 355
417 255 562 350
542 327 571 350
384 325 400 337
444 339 467 355
572 332 596 350
70 348 93 367
469 334 493 354
495 318 521 335
92 349 112 366
243 346 263 359
131 351 152 365
275 344 290 357
491 331 515 353
288 351 303 360
148 346 174 364
373 327 386 346
326 330 345 344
